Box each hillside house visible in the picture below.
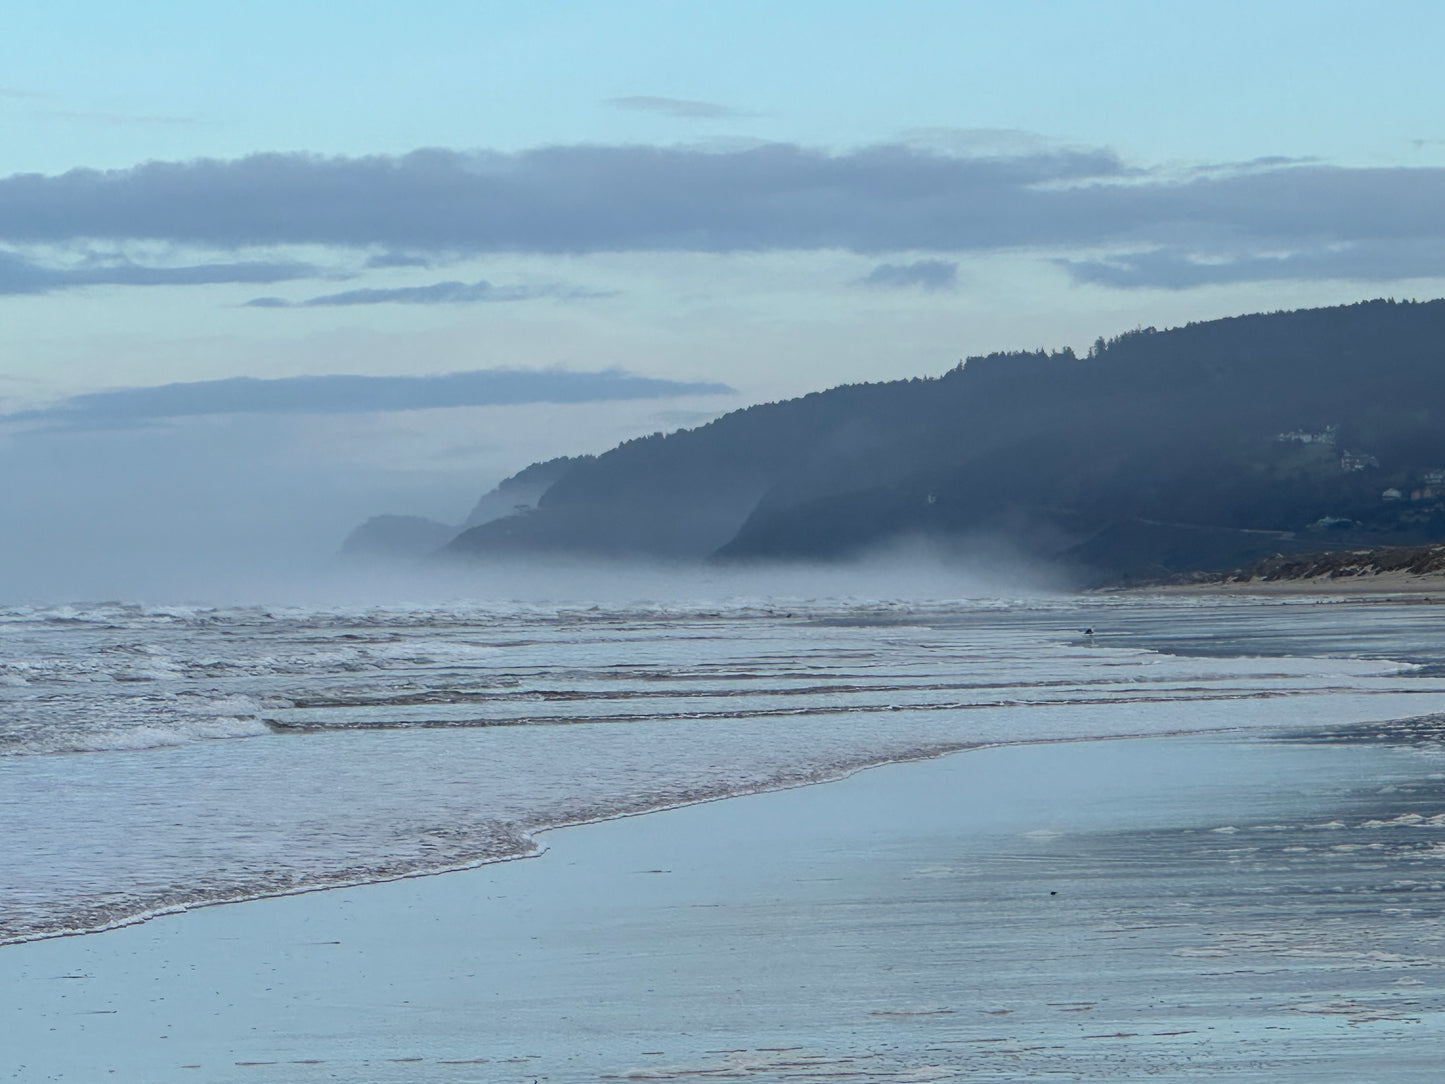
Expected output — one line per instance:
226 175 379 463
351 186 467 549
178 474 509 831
1340 451 1379 471
1276 425 1338 445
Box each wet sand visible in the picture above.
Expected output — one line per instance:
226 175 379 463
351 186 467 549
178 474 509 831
4 731 1444 1082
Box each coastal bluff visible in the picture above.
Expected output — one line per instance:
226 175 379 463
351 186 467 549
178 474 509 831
359 299 1445 585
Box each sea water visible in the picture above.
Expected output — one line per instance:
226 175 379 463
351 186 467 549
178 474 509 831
4 590 1445 946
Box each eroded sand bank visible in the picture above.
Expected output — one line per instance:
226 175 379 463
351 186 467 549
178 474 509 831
1134 570 1445 599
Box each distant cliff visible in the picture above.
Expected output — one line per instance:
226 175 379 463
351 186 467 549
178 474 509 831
438 299 1445 584
340 515 458 561
460 455 592 529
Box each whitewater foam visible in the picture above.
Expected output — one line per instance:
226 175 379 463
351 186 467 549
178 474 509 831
5 593 1445 944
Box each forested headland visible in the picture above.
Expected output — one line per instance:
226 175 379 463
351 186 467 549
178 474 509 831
365 299 1445 585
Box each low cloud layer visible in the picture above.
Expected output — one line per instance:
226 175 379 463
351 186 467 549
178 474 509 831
1064 240 1445 289
4 369 735 427
248 279 608 307
859 259 958 291
2 143 1443 288
0 248 315 295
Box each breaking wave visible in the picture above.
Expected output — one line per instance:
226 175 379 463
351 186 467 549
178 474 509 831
4 592 1445 944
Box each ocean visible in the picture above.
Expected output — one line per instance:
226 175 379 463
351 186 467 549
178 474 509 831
5 586 1445 948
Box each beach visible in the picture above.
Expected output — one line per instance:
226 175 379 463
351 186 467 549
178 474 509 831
6 727 1443 1083
1137 575 1445 599
9 9 1445 1081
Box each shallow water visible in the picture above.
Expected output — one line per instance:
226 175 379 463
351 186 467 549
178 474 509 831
5 732 1442 1082
4 592 1445 944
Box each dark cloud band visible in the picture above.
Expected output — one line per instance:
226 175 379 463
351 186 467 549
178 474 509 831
859 259 958 290
0 249 315 295
1 144 1442 288
0 144 1123 253
3 369 735 428
1064 240 1445 289
247 279 608 307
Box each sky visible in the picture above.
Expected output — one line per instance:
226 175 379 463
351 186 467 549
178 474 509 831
3 0 1445 599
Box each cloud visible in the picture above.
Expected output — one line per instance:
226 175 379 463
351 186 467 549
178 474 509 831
0 143 1128 253
606 96 751 119
3 369 735 428
1063 239 1445 289
363 250 435 269
2 145 1444 286
858 259 957 291
0 248 317 295
248 279 609 308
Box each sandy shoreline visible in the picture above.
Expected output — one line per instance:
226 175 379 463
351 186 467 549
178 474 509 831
1119 568 1445 599
5 729 1442 1083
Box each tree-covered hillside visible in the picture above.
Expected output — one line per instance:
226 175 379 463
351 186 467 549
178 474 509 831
445 300 1445 583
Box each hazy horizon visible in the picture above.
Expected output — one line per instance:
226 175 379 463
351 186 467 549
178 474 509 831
5 2 1445 603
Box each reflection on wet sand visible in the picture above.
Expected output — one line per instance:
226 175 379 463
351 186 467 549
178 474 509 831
5 728 1442 1082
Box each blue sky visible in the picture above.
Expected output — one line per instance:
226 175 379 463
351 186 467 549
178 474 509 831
6 2 1444 171
3 1 1444 597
